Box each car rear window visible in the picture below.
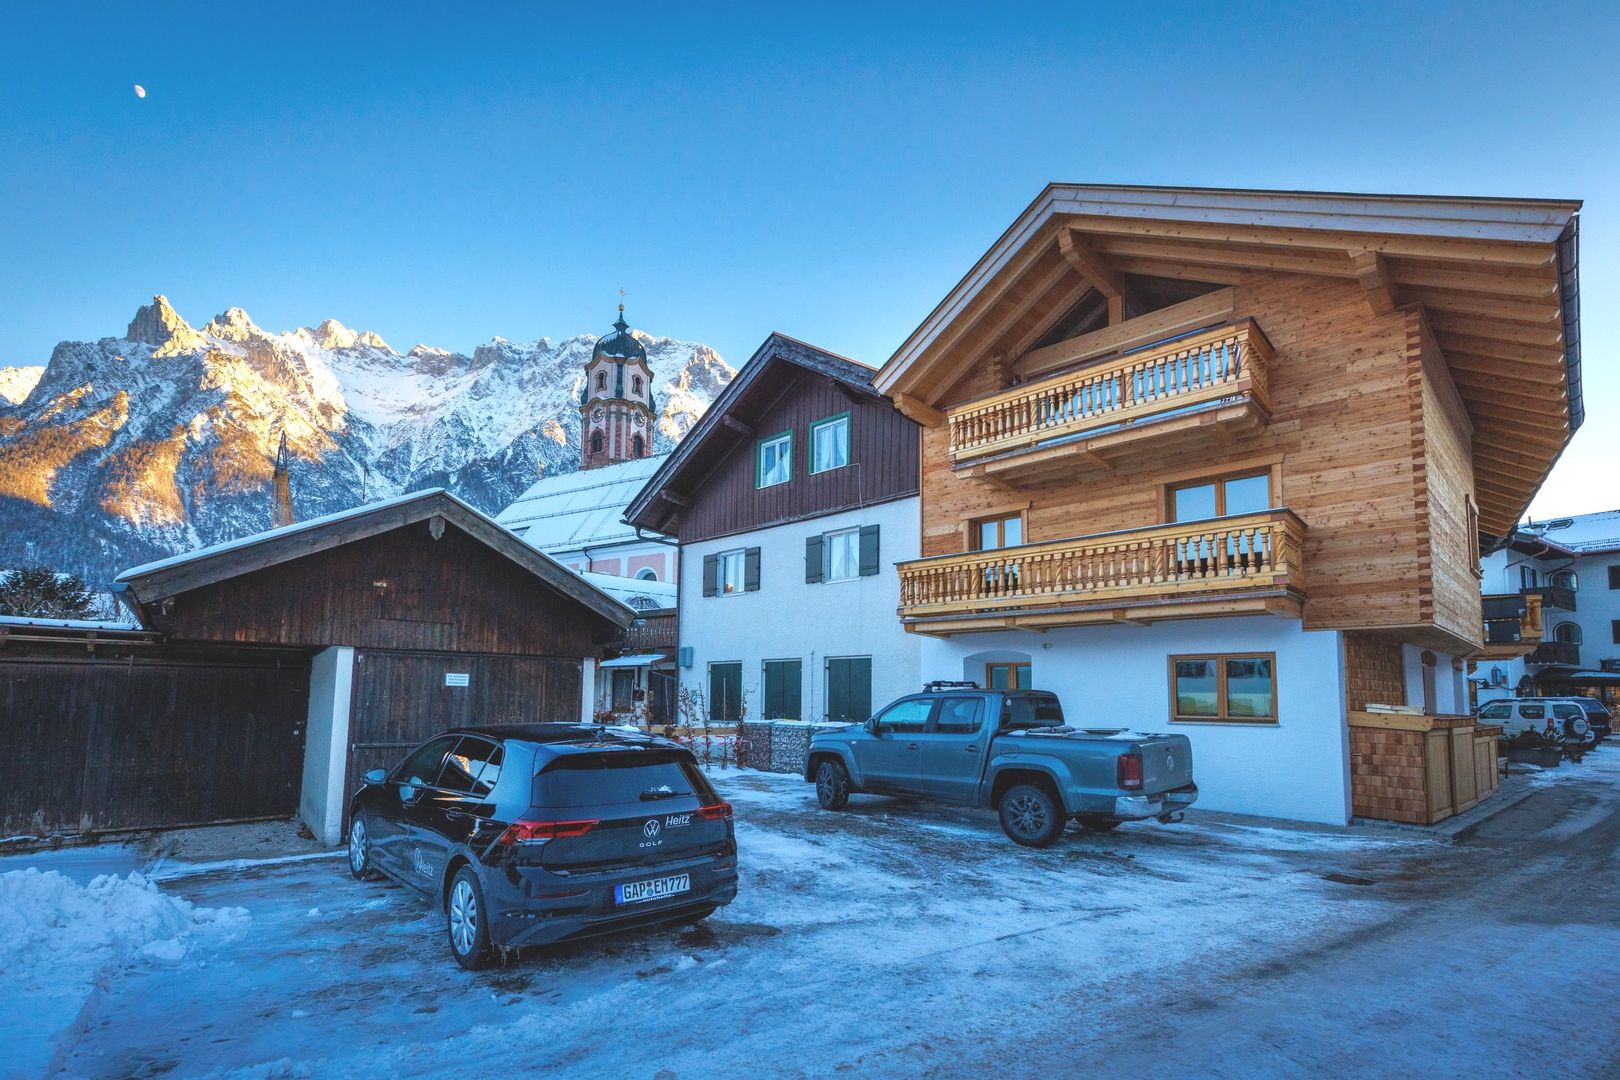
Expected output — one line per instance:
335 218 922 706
532 750 711 808
1003 696 1064 729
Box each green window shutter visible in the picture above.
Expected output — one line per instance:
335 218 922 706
805 534 824 584
744 547 761 592
702 554 719 597
826 657 872 722
764 660 803 720
858 524 880 577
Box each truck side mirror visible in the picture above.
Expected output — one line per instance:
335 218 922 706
866 717 881 736
363 768 387 786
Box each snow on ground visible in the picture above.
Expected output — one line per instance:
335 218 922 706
5 757 1614 1078
0 869 249 1078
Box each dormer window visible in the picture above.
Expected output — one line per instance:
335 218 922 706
632 374 642 394
596 371 606 391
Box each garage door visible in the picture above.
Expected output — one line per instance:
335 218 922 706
0 656 309 835
344 650 582 801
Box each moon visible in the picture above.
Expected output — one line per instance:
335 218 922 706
133 84 146 99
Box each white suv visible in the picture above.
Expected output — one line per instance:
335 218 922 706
1477 697 1593 747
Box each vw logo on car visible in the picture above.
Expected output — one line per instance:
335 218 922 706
643 819 661 838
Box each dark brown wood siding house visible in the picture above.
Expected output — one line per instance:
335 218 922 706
1 490 633 842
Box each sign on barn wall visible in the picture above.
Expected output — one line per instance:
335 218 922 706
445 672 470 687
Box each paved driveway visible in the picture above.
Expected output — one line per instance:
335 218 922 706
39 757 1620 1079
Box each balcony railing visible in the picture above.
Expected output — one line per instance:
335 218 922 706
1527 640 1579 666
1523 584 1577 612
947 319 1273 467
897 509 1304 624
1478 592 1545 659
620 609 677 652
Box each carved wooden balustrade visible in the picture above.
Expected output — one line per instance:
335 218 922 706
898 509 1305 622
947 319 1273 465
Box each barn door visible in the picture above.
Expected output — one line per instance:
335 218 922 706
343 651 582 814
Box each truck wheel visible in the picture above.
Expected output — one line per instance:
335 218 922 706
815 759 851 810
1075 816 1122 833
998 783 1063 848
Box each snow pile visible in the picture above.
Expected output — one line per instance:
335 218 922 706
0 868 249 1075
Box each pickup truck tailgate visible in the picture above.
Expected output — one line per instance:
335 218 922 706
1137 734 1194 793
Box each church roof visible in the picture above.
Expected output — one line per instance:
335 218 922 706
592 308 646 362
496 455 670 552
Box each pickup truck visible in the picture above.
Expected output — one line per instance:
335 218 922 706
804 683 1198 847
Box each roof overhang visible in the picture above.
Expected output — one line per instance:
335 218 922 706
874 183 1584 539
115 489 638 629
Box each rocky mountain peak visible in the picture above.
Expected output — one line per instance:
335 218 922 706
126 295 204 352
203 307 259 341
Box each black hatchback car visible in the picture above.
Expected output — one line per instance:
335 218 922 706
347 723 738 969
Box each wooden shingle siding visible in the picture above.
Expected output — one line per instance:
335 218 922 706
1343 631 1406 712
676 369 918 544
920 268 1478 639
146 521 619 657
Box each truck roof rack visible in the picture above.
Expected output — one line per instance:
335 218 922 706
923 680 981 692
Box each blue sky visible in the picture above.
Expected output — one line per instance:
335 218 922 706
2 1 1615 515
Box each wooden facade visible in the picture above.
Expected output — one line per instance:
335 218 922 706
1 636 309 835
625 334 918 543
876 187 1581 651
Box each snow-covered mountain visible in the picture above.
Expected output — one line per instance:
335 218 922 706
0 296 734 586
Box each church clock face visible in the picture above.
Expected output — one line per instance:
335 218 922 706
591 407 604 422
632 412 645 427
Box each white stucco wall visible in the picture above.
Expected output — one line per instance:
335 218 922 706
678 498 921 722
299 646 355 847
1574 551 1619 672
1400 644 1469 715
920 616 1350 825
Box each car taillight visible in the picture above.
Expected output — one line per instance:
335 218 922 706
497 818 598 845
697 801 733 821
1117 753 1143 791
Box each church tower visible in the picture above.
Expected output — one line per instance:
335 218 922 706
578 304 656 470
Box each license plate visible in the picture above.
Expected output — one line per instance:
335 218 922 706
615 873 691 905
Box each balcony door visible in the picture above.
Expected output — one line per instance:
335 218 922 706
1170 471 1271 576
972 513 1024 595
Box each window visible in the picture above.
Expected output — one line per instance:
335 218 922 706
826 657 872 723
986 662 1032 690
1554 622 1582 645
392 734 458 789
875 698 932 734
436 737 503 798
632 434 644 456
702 548 759 597
1517 704 1546 721
596 371 606 390
534 751 707 809
933 697 985 734
756 431 792 488
805 526 880 583
1465 498 1481 578
1478 701 1511 721
635 567 659 582
632 374 642 393
1520 566 1539 590
1169 654 1277 723
972 513 1024 551
708 662 742 723
762 659 802 720
590 431 604 455
1170 471 1270 523
810 413 850 473
611 669 636 711
1612 619 1620 645
1609 566 1620 590
1550 569 1579 592
825 528 860 582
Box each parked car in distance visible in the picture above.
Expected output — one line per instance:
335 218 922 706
347 724 738 969
805 682 1197 847
1567 697 1612 744
1477 698 1592 748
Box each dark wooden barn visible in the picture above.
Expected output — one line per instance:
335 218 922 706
1 490 634 843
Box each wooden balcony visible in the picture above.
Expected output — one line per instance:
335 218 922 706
897 509 1306 634
1527 640 1579 667
1476 592 1545 661
947 319 1273 483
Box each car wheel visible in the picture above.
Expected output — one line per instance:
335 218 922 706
1075 816 1122 833
447 866 492 971
347 815 376 880
998 783 1063 848
815 759 851 810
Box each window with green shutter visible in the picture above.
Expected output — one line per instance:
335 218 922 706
825 656 872 723
762 659 802 720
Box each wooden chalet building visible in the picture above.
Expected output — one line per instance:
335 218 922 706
875 184 1583 824
625 334 922 724
0 490 635 844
